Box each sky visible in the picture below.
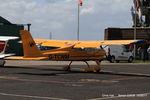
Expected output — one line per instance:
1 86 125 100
0 0 133 41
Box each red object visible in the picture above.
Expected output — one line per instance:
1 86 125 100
136 0 139 11
78 0 82 6
0 43 6 52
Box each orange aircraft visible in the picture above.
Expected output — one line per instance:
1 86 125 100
7 30 142 72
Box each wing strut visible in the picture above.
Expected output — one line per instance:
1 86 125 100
62 61 72 71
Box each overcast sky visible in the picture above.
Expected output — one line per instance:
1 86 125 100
0 0 133 40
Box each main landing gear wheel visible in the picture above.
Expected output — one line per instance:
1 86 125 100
84 61 101 72
95 61 101 72
95 66 101 72
62 61 72 71
62 65 71 71
84 61 94 72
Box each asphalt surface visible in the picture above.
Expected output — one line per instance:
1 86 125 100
0 60 150 100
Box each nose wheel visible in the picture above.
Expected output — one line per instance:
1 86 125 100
95 61 101 72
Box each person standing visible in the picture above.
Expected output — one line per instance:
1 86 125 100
147 46 150 60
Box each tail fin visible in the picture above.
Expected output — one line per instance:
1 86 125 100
20 30 43 58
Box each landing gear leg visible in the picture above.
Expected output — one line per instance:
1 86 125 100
84 61 101 72
84 61 95 72
62 61 72 71
0 59 5 67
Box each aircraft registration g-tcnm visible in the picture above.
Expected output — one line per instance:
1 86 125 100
0 36 19 66
6 30 144 72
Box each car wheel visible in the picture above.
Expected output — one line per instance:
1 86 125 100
110 56 115 63
128 57 133 63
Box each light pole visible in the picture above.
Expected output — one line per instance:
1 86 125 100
77 2 80 41
50 32 52 39
134 1 137 59
77 0 82 41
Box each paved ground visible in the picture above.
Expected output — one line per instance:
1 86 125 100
0 60 150 100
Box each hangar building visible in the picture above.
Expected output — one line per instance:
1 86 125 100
104 0 150 60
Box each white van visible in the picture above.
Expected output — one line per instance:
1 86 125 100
103 45 134 63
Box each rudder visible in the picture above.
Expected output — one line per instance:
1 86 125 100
20 30 43 58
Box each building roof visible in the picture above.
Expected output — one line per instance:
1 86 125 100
0 16 12 25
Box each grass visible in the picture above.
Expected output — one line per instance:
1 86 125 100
102 59 150 63
133 60 150 63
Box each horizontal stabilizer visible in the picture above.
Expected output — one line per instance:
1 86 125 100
0 54 15 58
0 36 19 41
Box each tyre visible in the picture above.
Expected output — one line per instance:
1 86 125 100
128 57 133 63
110 56 115 63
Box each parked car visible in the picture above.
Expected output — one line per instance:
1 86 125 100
103 45 134 63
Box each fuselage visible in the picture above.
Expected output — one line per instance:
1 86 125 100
41 47 106 61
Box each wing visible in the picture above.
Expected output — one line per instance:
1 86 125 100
74 40 145 48
33 39 144 48
0 36 19 41
0 36 19 57
33 39 74 47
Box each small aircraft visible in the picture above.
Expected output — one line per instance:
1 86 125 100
0 36 19 66
6 30 143 72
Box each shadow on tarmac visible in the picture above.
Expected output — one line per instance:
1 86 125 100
4 65 150 78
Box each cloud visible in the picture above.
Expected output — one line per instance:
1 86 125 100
80 8 94 15
0 0 133 40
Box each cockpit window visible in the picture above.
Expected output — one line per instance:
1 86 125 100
36 44 58 51
72 47 84 51
65 44 72 46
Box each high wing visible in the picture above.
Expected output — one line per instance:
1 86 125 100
74 40 146 48
33 39 144 48
33 39 74 47
0 36 19 41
